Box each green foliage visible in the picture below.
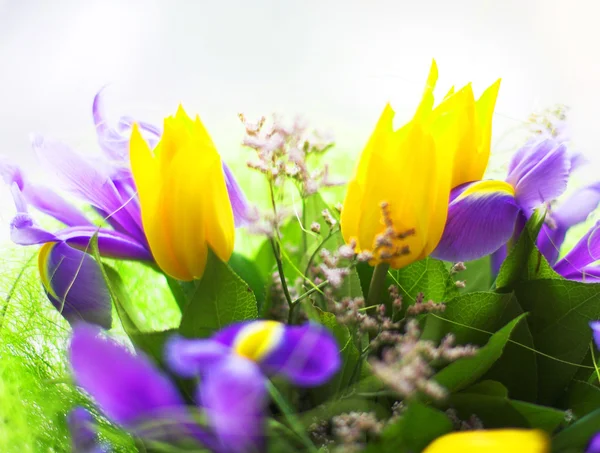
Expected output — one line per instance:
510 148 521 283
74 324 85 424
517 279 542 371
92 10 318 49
179 249 258 338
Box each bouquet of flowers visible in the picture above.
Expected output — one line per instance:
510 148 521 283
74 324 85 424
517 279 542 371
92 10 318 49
2 60 600 453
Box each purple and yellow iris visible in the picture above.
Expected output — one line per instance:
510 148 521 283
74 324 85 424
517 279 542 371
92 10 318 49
166 320 340 452
433 137 573 263
69 321 339 453
38 242 112 329
1 89 249 326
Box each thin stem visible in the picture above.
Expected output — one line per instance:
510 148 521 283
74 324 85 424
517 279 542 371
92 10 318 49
302 196 308 255
367 262 390 307
267 381 318 453
271 238 294 308
591 341 600 384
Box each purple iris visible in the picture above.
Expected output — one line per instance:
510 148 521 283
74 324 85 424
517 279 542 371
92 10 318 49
433 136 600 282
166 320 341 452
433 138 571 263
67 407 106 453
39 242 112 329
490 183 600 281
69 324 220 451
591 321 600 351
589 432 600 453
1 89 250 327
69 321 340 453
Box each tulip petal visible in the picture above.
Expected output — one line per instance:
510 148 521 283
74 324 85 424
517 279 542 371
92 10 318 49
165 337 229 378
432 180 520 262
260 323 341 386
199 355 267 453
554 222 600 281
32 134 146 245
423 429 549 453
590 321 600 351
39 242 112 329
506 139 570 211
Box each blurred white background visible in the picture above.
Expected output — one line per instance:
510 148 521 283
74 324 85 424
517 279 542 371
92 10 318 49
1 0 599 242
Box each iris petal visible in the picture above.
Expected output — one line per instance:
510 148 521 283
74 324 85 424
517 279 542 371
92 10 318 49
261 323 341 386
165 337 229 378
39 242 112 329
1 159 92 227
506 139 570 211
554 221 600 281
588 432 600 453
70 325 217 450
432 180 520 262
32 134 147 245
199 355 267 453
590 321 600 351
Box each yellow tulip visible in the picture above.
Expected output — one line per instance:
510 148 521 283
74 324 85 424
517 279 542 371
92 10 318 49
423 429 550 453
341 60 500 268
130 106 234 281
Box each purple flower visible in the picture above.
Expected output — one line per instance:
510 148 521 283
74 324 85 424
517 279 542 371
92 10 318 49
591 321 600 351
69 324 219 451
588 432 600 453
67 407 107 453
1 88 249 261
38 242 112 328
490 184 600 281
166 320 341 452
433 138 571 262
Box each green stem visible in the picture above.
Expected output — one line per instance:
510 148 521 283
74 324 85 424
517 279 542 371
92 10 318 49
366 262 390 307
267 381 318 453
271 238 294 308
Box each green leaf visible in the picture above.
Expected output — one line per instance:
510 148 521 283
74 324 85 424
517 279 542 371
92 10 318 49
179 249 258 338
228 252 267 311
364 402 453 453
495 209 559 290
421 291 538 401
455 256 493 294
310 311 361 403
510 400 565 432
552 408 600 453
391 258 457 303
512 279 600 404
561 380 600 418
434 314 528 393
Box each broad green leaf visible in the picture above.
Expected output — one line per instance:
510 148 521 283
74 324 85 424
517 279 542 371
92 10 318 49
495 209 558 290
449 392 564 432
310 311 361 403
561 380 600 418
552 408 600 453
228 252 267 311
513 279 600 404
421 291 538 400
363 402 452 453
460 380 509 397
390 258 457 303
510 400 565 432
434 314 528 393
179 249 258 338
455 256 493 294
